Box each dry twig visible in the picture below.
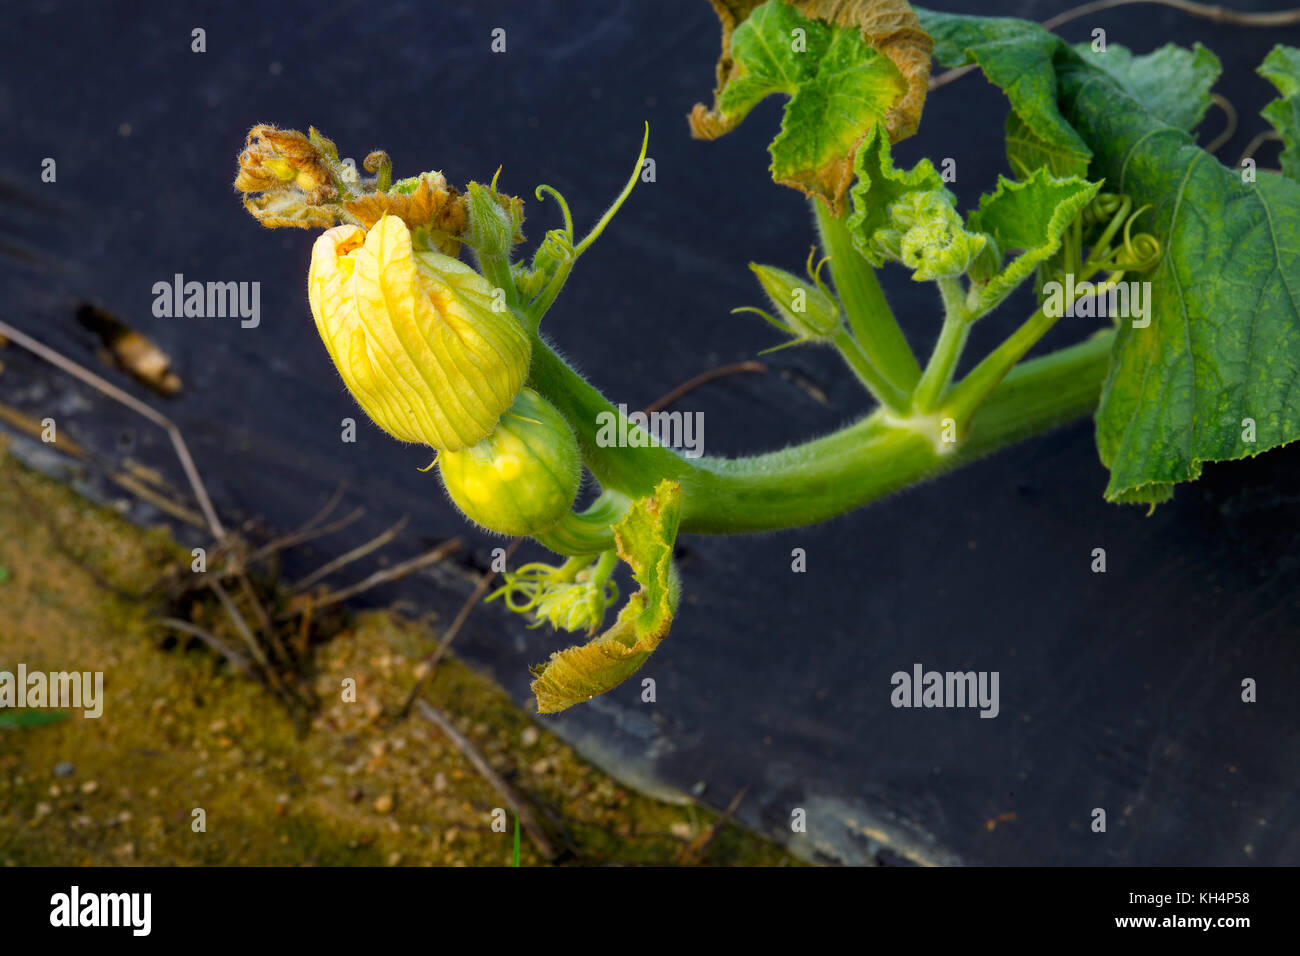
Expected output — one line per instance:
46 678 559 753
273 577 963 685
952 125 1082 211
644 360 768 414
399 538 522 716
292 514 410 592
674 785 750 865
415 699 562 861
281 538 461 620
0 318 224 539
160 618 254 677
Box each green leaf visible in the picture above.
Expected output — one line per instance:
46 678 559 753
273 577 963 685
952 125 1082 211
1059 54 1300 504
917 10 1221 172
966 168 1101 315
1260 45 1300 181
847 122 947 265
916 8 1091 178
530 481 682 714
916 10 1300 503
692 0 909 212
1003 112 1087 180
1075 42 1221 135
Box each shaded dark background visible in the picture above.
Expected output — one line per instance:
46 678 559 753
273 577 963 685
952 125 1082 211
2 0 1297 864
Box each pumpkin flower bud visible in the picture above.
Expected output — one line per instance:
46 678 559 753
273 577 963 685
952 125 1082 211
750 262 842 340
870 189 988 282
737 249 843 346
307 214 531 452
464 178 526 260
438 387 581 536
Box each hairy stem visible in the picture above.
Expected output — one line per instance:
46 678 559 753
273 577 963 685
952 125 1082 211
831 329 911 412
944 265 1111 427
912 276 971 411
527 327 1114 537
813 200 921 393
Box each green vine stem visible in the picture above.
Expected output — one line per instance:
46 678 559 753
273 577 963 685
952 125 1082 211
830 328 911 412
533 491 628 556
813 200 922 394
943 263 1114 428
912 275 972 412
528 327 1114 536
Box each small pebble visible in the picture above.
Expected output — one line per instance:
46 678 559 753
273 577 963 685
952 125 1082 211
520 727 539 747
374 794 394 814
80 780 98 795
52 761 76 779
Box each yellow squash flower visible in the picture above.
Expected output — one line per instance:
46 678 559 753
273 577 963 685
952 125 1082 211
307 215 531 451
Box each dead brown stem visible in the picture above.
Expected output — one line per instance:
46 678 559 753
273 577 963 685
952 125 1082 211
292 514 410 592
399 538 522 717
281 538 461 620
414 699 562 861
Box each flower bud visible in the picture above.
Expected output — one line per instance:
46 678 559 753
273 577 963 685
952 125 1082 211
513 228 574 304
870 190 987 282
438 387 581 536
749 262 842 341
464 180 526 260
307 215 531 451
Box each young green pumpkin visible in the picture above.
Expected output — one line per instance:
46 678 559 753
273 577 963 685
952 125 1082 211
438 387 581 536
